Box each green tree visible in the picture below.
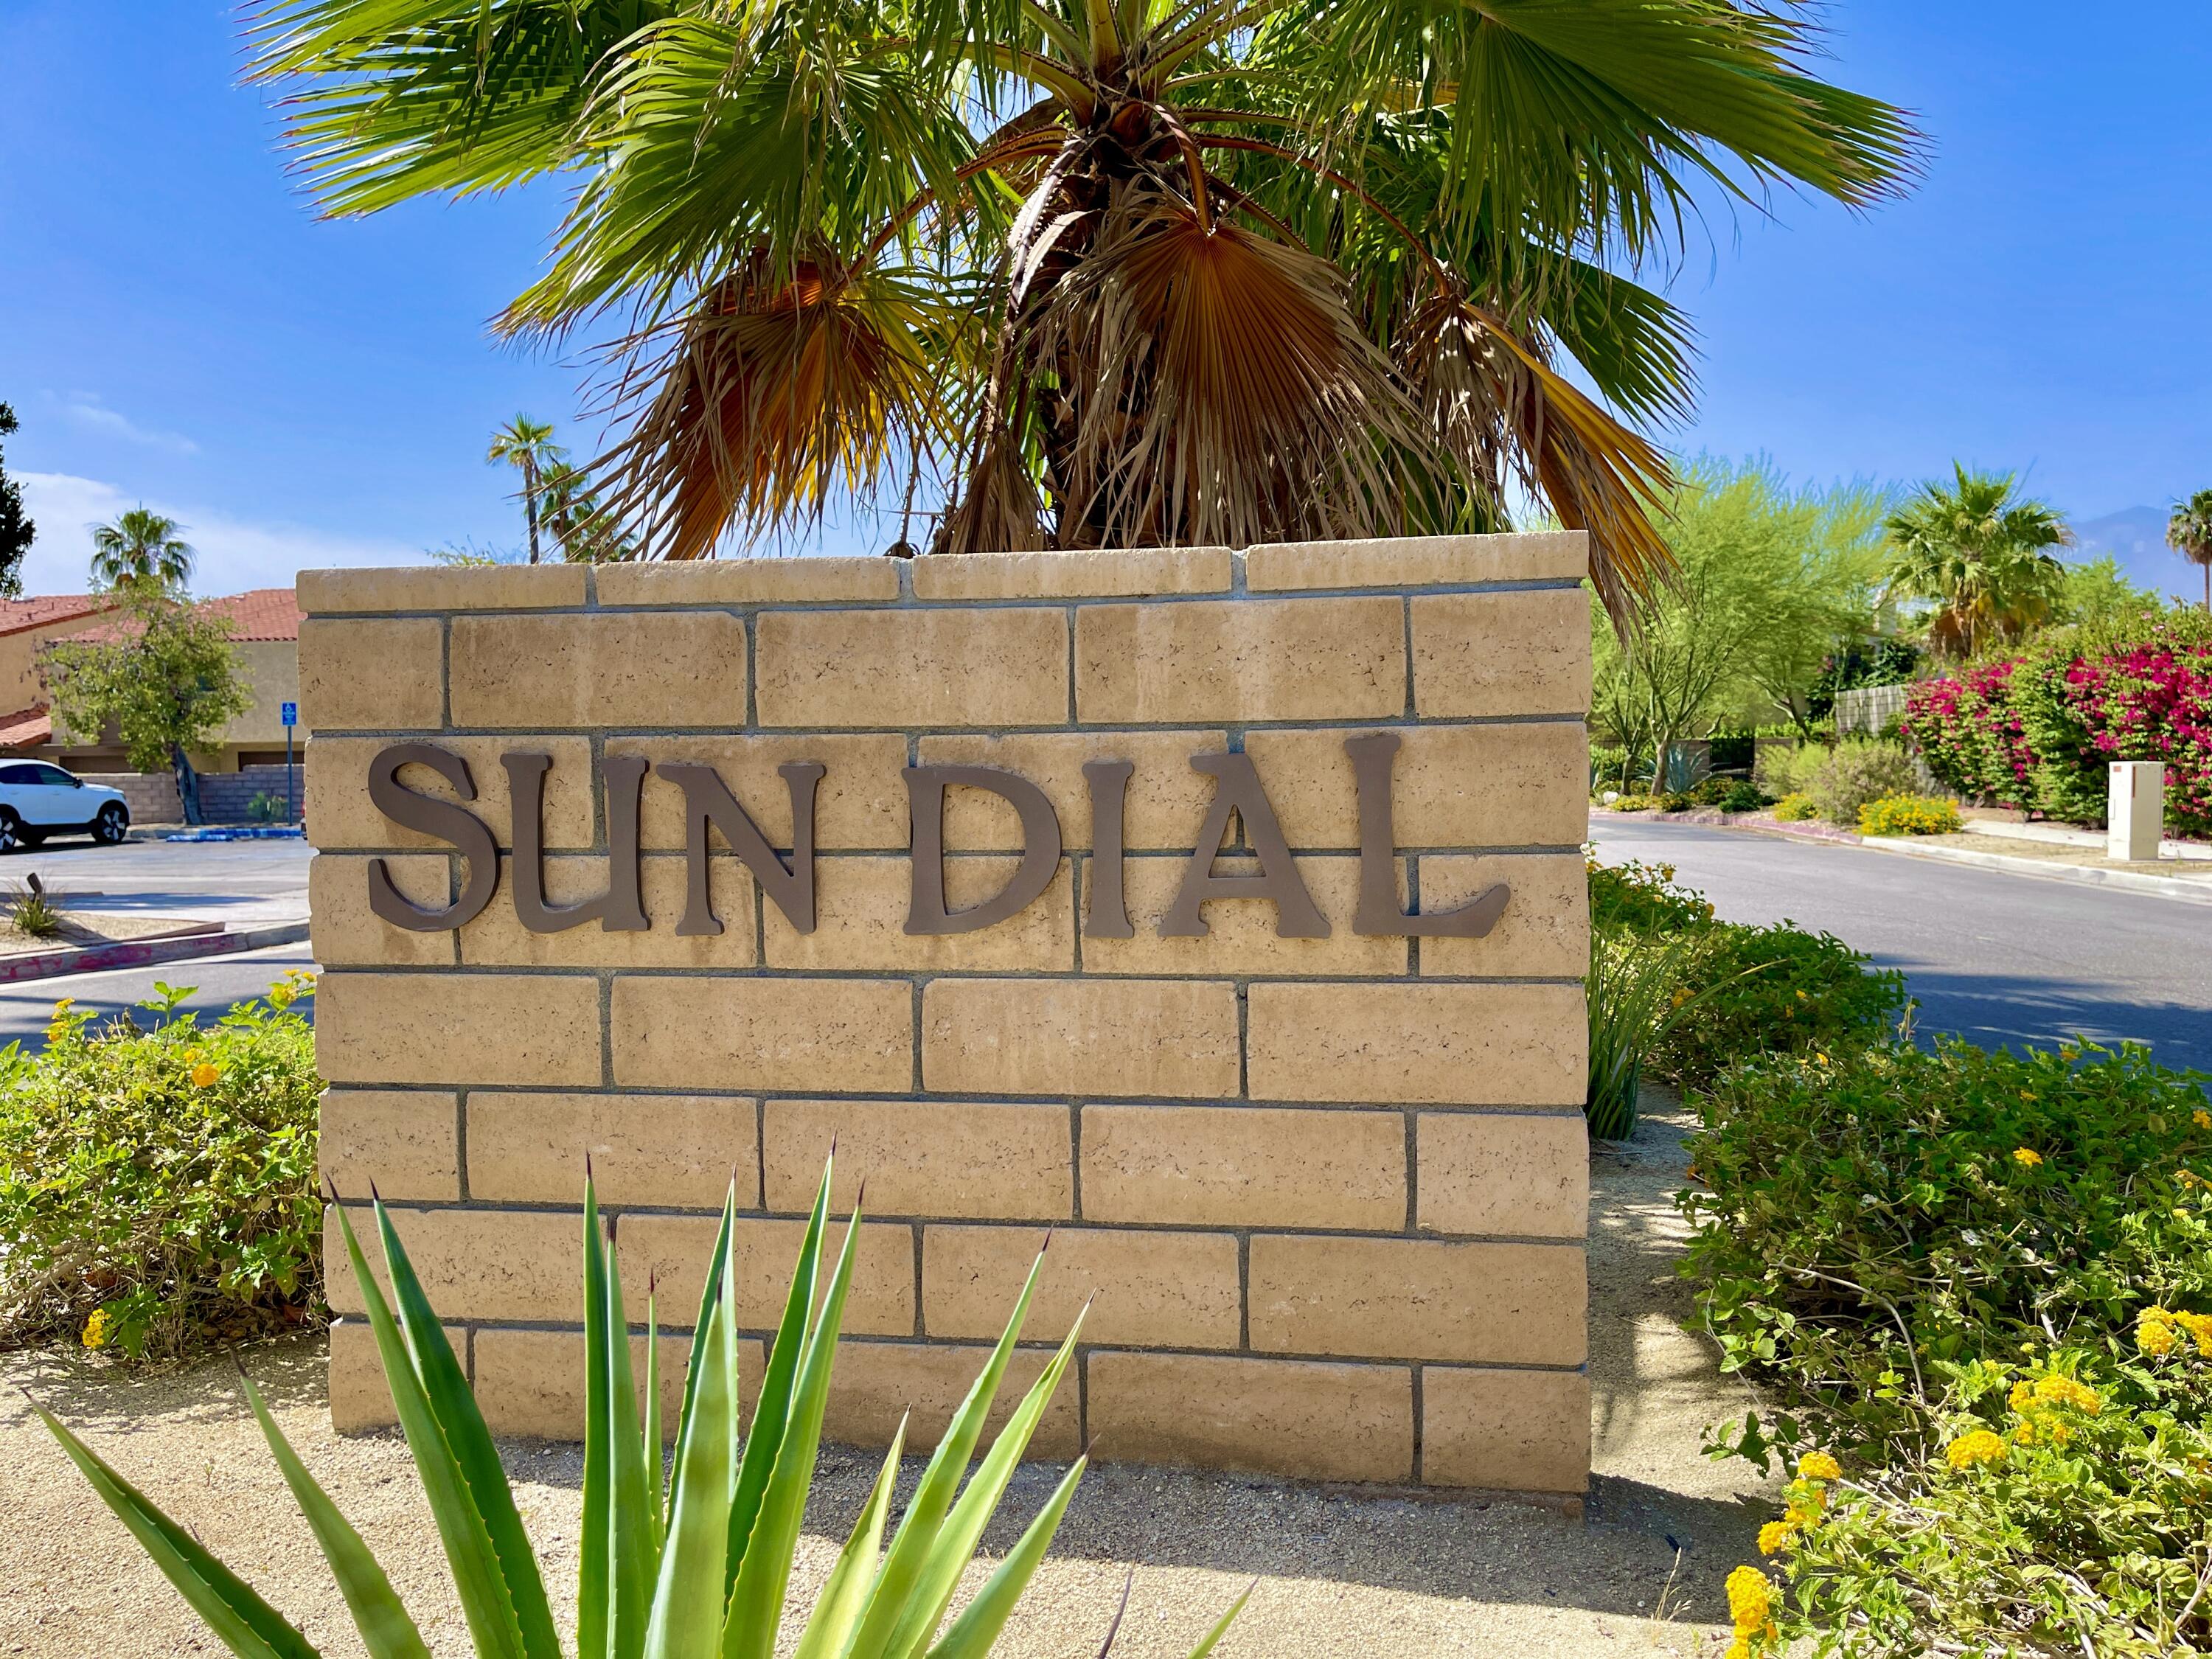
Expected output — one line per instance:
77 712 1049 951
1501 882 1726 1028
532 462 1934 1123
1881 465 2070 658
251 0 1915 622
43 596 251 826
0 402 33 598
486 414 564 564
2052 552 2166 628
88 507 195 596
2166 487 2212 613
1590 460 1887 782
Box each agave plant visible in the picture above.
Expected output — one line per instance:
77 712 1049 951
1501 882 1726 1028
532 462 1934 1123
36 1159 1245 1658
247 0 1916 623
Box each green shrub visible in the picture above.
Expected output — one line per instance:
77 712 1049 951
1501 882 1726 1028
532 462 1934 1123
0 974 321 1360
1718 779 1765 813
1606 792 1652 812
1806 737 1923 825
1755 740 1829 799
245 790 290 824
41 1160 1248 1659
1654 790 1696 813
1689 776 1736 807
1773 790 1818 821
1683 1040 2212 1653
1653 917 1905 1090
1856 793 1963 837
1587 860 1905 1092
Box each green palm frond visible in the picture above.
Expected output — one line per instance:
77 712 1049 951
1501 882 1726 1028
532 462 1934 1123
250 0 1917 615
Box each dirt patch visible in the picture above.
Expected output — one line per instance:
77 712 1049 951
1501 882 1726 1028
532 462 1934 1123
0 1100 1769 1658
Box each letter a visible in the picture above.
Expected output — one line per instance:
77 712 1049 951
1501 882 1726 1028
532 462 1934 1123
1159 752 1328 937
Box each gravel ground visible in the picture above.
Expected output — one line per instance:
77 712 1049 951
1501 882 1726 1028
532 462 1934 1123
0 1102 1771 1658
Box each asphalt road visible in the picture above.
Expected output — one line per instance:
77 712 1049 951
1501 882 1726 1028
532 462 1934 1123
0 838 313 1049
1590 817 2212 1074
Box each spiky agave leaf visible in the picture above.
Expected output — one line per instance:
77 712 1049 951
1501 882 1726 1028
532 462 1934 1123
1017 189 1443 551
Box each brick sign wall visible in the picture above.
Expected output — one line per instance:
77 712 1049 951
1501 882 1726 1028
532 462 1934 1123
303 533 1593 1496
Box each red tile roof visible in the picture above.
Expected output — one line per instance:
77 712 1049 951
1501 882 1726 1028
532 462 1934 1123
201 587 303 642
77 587 302 644
0 706 52 751
0 595 108 638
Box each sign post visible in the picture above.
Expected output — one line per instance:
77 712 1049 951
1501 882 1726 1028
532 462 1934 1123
280 700 298 824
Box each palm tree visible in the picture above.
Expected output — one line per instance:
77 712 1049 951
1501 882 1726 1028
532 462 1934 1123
88 507 194 595
251 0 1915 625
1881 466 2072 659
486 415 565 563
2168 489 2212 613
538 459 636 563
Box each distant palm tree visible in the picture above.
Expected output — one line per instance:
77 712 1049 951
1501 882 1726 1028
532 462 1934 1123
2168 490 2212 613
88 507 193 595
486 415 565 563
538 459 634 563
1882 465 2071 658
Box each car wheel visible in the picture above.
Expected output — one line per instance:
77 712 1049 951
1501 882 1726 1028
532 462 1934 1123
0 810 20 855
17 829 44 849
94 803 128 846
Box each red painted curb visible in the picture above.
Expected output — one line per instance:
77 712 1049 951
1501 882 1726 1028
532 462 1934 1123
0 921 310 984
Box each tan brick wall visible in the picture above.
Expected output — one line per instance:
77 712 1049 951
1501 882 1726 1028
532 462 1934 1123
305 534 1591 1495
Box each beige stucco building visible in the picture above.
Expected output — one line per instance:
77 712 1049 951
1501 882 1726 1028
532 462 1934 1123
0 588 305 773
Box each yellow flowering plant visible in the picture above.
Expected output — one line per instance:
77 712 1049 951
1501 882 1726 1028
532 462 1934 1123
0 973 321 1360
1686 1034 2212 1653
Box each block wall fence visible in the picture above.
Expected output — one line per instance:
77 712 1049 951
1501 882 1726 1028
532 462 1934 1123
302 532 1593 1498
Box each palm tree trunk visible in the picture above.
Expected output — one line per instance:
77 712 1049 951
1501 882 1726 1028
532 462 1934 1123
524 459 543 565
170 743 204 827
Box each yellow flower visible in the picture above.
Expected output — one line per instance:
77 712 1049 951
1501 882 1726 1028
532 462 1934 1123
1757 1519 1798 1556
81 1309 110 1350
2173 1310 2212 1354
2140 1315 2180 1356
184 1046 203 1063
2033 1375 2101 1413
2008 1380 2036 1412
1944 1430 2008 1470
1796 1451 1843 1481
2012 1147 2043 1167
190 1062 220 1088
1672 987 1691 1007
2195 1109 2212 1130
1725 1565 1776 1633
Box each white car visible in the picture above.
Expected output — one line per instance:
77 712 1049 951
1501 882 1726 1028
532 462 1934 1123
0 761 131 850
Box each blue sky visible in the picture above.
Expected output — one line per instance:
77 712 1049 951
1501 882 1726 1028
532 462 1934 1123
3 1 2208 598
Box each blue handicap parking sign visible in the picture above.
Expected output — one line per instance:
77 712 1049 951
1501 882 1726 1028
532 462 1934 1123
281 700 298 726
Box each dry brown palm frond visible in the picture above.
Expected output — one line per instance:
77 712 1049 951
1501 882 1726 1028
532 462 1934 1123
594 251 940 559
1024 187 1441 550
1397 290 1677 628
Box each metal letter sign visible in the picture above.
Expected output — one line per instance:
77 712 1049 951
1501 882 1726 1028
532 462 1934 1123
363 734 1511 939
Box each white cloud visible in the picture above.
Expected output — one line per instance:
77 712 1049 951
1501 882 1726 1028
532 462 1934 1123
15 472 427 598
58 394 199 456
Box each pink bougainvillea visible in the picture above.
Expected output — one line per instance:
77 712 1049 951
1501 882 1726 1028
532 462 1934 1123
1902 619 2212 837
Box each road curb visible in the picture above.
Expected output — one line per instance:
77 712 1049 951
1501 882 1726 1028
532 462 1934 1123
0 919 311 984
1851 838 2212 907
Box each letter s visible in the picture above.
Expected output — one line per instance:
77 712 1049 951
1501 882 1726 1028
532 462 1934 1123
365 742 499 931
